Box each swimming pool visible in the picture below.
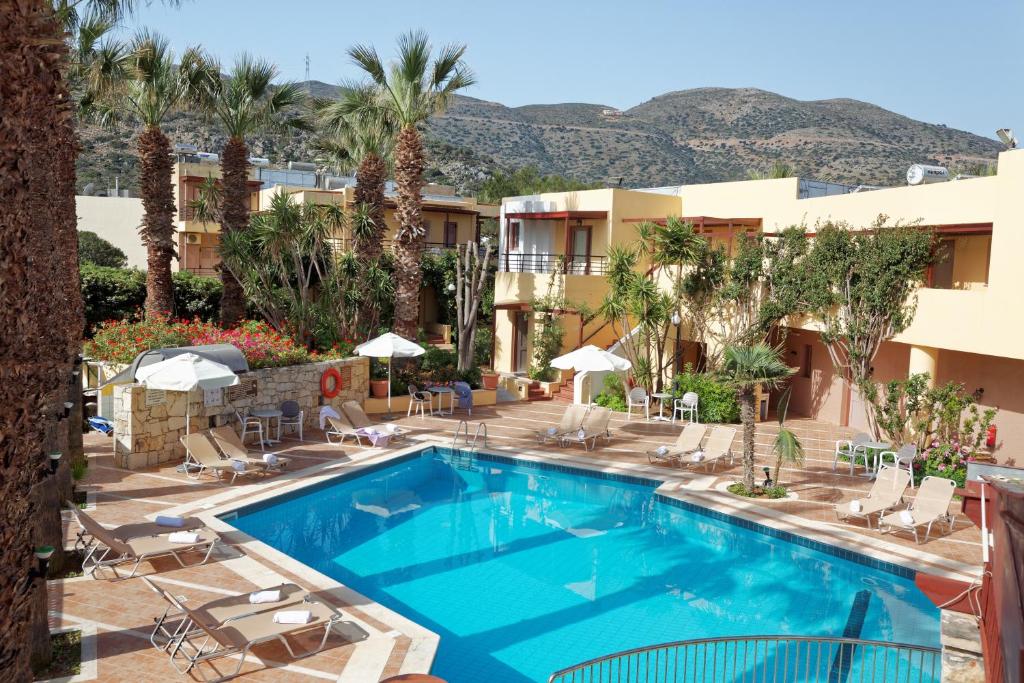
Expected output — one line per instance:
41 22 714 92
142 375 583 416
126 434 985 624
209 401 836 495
228 447 940 683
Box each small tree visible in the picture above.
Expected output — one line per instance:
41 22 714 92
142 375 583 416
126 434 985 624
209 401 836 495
453 241 493 371
803 218 935 436
78 230 127 267
720 344 796 491
771 387 805 486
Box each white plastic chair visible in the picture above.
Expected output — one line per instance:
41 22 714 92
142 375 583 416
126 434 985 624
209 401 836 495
878 444 918 488
278 400 304 441
672 392 699 424
407 384 434 419
833 432 871 474
235 409 264 451
626 387 650 421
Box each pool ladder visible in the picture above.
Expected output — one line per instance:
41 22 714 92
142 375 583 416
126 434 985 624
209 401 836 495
451 420 488 469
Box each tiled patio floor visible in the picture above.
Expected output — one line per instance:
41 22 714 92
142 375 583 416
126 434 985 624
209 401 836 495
54 401 983 681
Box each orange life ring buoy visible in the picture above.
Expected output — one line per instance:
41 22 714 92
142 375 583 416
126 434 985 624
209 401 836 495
321 367 342 398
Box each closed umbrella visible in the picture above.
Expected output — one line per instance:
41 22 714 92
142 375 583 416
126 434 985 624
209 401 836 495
354 333 425 417
550 345 632 372
135 352 239 437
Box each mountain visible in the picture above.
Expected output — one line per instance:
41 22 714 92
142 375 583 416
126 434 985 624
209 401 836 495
75 84 1002 195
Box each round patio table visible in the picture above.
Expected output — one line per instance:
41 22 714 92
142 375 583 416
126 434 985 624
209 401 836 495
651 392 673 421
861 440 891 478
428 386 455 416
251 408 283 446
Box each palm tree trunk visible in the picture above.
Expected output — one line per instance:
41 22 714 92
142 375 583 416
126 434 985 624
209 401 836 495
740 387 756 490
139 126 175 318
218 136 250 325
392 125 425 338
1 2 83 676
354 152 386 260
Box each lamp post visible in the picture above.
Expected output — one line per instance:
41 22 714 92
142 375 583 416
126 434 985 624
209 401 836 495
671 311 682 376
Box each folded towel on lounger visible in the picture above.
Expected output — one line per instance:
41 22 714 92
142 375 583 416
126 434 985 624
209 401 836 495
168 531 199 544
849 500 862 513
655 445 669 456
273 610 312 624
249 590 281 604
690 451 704 462
899 510 915 525
155 515 185 528
263 453 279 466
232 460 246 473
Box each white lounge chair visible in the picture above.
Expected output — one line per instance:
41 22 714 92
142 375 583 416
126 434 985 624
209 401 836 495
536 404 588 444
833 432 872 474
341 400 404 439
647 423 707 466
324 415 363 445
877 444 918 488
181 433 262 483
683 425 736 472
560 406 612 451
208 426 289 472
626 387 650 421
835 465 911 529
879 476 958 544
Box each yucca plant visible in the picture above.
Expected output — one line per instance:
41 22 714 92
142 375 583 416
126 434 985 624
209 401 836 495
348 30 475 338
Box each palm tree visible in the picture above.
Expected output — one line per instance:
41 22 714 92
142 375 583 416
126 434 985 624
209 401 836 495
89 31 213 317
348 30 475 338
720 344 796 490
771 387 805 487
309 85 394 260
200 55 304 325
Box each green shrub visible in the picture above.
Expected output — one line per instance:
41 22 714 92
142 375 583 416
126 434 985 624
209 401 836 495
473 327 493 367
594 372 628 412
670 365 740 423
172 271 222 321
78 231 127 268
80 264 145 334
528 316 563 382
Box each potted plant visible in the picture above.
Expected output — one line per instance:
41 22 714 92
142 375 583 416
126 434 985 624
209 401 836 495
370 359 390 399
480 368 499 390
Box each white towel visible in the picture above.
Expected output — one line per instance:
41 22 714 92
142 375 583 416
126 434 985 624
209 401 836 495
655 445 669 456
899 510 915 525
273 610 312 624
547 427 558 436
263 453 279 466
168 531 199 544
155 515 185 528
577 428 586 440
691 451 705 462
232 460 247 473
849 500 862 513
249 590 281 604
319 405 341 431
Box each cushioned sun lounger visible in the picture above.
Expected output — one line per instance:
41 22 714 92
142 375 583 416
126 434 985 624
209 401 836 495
647 423 708 466
681 425 735 472
324 415 365 445
143 577 345 681
536 404 588 444
208 426 289 471
560 406 612 451
340 401 405 440
835 464 911 529
68 504 218 579
68 505 205 551
879 475 958 544
180 432 261 484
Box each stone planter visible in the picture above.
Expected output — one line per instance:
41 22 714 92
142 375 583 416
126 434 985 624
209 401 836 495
370 379 390 398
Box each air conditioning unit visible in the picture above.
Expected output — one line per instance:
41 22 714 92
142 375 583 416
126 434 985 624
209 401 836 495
185 233 201 245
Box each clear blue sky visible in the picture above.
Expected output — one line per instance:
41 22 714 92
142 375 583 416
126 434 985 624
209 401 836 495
126 0 1022 139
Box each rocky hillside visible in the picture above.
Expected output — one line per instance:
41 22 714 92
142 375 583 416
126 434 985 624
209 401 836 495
75 85 1002 194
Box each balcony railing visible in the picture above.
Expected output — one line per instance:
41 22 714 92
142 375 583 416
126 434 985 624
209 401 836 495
324 238 484 257
548 635 941 683
500 253 608 275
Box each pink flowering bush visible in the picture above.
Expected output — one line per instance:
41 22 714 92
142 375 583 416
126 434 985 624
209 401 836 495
189 320 310 369
918 439 972 487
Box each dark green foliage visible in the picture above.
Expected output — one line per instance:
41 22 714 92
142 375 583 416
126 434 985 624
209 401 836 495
78 231 127 268
172 270 222 322
594 372 628 412
476 165 601 204
670 365 740 423
474 326 493 367
391 346 482 394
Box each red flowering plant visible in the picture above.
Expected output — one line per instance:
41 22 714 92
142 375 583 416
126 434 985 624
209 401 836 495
190 320 310 369
84 316 190 364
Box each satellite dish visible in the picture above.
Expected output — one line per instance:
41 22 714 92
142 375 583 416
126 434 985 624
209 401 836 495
996 128 1017 149
83 182 96 196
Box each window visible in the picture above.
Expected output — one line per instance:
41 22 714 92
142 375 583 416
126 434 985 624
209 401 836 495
507 221 521 250
803 344 812 379
929 239 955 289
444 221 458 247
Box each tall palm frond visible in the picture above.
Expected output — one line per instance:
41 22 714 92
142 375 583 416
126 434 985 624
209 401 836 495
201 53 305 138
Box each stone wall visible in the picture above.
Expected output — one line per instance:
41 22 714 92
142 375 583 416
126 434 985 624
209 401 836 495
113 357 368 469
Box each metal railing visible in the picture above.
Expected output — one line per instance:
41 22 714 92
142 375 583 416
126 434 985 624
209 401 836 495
325 238 464 255
548 636 941 683
500 252 608 275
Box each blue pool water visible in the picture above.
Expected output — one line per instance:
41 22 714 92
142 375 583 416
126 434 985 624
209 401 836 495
228 448 940 682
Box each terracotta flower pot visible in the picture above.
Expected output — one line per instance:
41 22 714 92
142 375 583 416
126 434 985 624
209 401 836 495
481 373 499 390
370 379 389 398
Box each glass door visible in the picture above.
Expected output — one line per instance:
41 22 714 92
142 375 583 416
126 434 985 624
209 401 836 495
568 225 592 274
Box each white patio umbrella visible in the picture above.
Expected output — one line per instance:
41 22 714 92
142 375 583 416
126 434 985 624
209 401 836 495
550 345 632 372
135 352 239 436
354 332 425 416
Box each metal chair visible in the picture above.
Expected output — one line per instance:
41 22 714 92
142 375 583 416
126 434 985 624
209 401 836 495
626 387 650 421
407 384 434 419
672 392 699 424
278 400 303 441
833 432 871 474
878 444 918 488
234 409 264 451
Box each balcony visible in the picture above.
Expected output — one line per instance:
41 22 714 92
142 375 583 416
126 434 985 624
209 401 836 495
499 253 608 276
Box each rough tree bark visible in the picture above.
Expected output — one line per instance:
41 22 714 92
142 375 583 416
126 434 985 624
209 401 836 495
354 151 387 260
218 136 250 325
0 1 83 676
139 125 176 318
739 387 757 491
454 241 493 372
391 125 425 339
